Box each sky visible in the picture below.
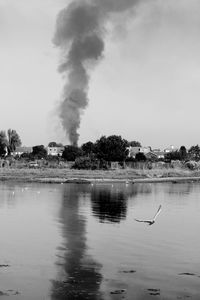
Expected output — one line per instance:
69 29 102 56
1 0 200 149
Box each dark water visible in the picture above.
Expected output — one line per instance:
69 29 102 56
0 181 200 299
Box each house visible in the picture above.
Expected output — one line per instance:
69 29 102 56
142 146 151 154
14 146 32 156
152 150 165 160
164 145 178 153
47 146 64 156
127 146 151 158
127 146 141 158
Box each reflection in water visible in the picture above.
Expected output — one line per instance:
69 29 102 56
0 182 199 299
51 184 103 300
91 183 152 223
91 187 127 223
50 181 200 300
165 182 194 195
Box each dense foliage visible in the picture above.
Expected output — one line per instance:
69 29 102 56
7 129 22 153
81 141 95 155
94 135 129 162
128 141 141 147
135 152 147 161
62 145 83 161
179 146 187 160
0 131 8 157
0 129 21 157
72 155 108 170
32 145 47 159
188 145 200 161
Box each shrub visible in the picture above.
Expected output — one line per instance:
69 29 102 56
72 156 108 170
72 156 99 170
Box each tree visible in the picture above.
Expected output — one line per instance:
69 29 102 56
188 145 200 161
164 151 181 161
135 152 146 161
72 155 99 170
81 141 95 155
128 141 141 147
0 131 8 157
94 135 129 162
179 146 187 161
62 145 83 161
0 129 21 156
7 129 21 153
32 145 47 159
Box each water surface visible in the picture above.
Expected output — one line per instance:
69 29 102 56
0 181 200 299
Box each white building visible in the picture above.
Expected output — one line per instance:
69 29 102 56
47 146 64 156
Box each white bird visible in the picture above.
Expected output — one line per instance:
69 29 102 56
135 205 162 226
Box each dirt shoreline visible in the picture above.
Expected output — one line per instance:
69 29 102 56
36 177 200 184
0 168 200 184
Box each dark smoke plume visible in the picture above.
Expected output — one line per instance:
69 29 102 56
53 0 142 145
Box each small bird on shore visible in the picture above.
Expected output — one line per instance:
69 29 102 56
135 205 162 226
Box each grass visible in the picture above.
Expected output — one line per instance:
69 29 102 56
0 167 200 183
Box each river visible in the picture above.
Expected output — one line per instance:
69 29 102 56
0 181 199 299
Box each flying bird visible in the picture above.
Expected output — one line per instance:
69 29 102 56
135 205 162 226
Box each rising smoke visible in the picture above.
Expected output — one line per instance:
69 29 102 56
53 0 143 146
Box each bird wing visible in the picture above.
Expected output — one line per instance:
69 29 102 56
152 205 162 221
134 218 151 223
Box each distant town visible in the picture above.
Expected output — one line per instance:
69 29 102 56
0 129 200 170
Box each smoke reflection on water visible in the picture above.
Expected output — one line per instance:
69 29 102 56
51 182 200 300
51 183 152 299
51 184 103 300
0 182 200 299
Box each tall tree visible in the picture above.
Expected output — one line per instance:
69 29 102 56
188 145 200 161
32 145 47 159
179 146 187 161
128 141 141 147
0 131 8 157
62 145 83 161
81 141 95 155
94 135 129 162
7 129 21 153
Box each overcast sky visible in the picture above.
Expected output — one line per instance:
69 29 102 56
1 0 200 149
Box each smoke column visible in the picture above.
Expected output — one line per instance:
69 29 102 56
53 0 142 146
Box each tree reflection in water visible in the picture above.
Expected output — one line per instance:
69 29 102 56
91 187 127 223
90 183 151 223
51 184 103 300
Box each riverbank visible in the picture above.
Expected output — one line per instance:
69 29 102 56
1 167 200 184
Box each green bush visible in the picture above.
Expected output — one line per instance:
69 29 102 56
72 156 108 170
72 156 98 170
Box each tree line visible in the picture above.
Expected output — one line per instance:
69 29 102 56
20 136 141 165
1 129 200 168
0 129 21 156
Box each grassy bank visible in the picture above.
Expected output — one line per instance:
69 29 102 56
0 167 200 183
